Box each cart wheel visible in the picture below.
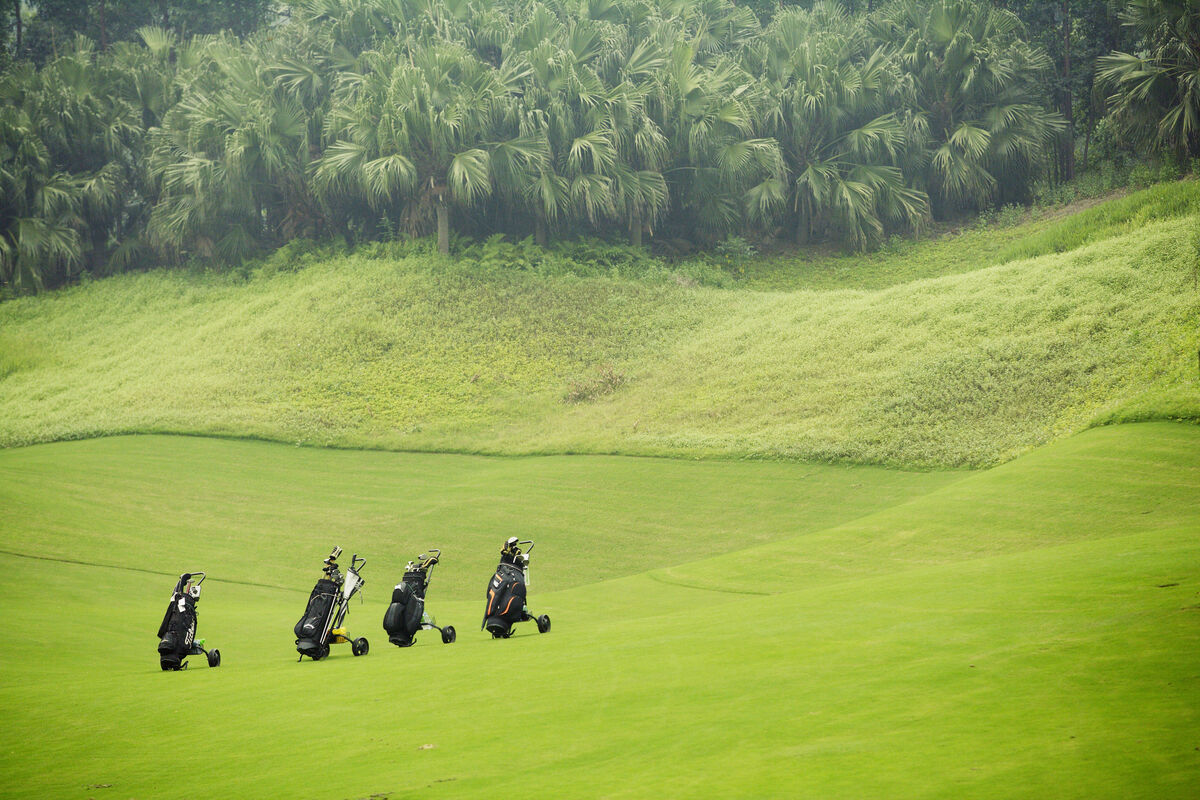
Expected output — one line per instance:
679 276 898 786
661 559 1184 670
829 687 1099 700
536 614 551 634
352 637 369 656
208 649 221 668
442 626 456 644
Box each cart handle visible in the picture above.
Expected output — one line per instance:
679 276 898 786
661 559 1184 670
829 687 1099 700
351 553 366 571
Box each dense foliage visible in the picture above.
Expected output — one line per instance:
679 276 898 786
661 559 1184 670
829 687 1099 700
0 0 1194 292
16 0 275 60
1099 0 1200 159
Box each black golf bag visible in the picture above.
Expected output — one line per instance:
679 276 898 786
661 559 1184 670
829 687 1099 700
294 578 339 647
483 561 528 637
294 547 369 661
158 588 196 670
383 551 455 647
157 572 220 670
482 539 550 638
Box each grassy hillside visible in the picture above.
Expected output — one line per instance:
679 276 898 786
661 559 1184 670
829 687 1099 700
1 182 1198 466
735 180 1200 291
0 424 1196 798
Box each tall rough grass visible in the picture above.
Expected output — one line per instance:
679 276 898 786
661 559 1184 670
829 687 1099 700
553 215 1199 466
995 179 1200 263
1 188 1197 467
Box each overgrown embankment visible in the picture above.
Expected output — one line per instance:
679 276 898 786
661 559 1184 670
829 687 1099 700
1 183 1198 467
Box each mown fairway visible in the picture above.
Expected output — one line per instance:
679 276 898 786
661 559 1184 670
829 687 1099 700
1 423 1196 799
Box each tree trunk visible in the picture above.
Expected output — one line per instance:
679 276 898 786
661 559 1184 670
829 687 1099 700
14 0 21 54
98 0 108 50
1062 0 1074 181
160 0 169 28
534 216 547 248
437 202 449 255
629 205 642 248
1082 97 1095 173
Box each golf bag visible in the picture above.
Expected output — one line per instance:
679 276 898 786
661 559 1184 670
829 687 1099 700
482 538 550 638
294 547 369 661
157 572 220 670
294 579 339 643
382 550 455 647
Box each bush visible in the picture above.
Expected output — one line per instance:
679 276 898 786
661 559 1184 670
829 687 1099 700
255 238 349 277
1084 118 1135 173
459 234 545 273
714 236 757 279
355 236 439 261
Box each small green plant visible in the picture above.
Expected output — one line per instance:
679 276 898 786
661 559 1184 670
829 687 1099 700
995 204 1025 227
714 236 757 279
460 234 542 273
563 365 628 404
1129 163 1156 189
1156 158 1183 183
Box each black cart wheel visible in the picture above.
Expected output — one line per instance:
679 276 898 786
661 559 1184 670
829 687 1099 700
536 614 551 633
442 626 456 644
352 637 369 656
208 649 221 668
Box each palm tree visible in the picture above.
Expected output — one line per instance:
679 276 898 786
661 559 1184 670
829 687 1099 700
316 40 512 254
649 39 782 242
488 9 610 245
1098 0 1200 159
751 3 927 249
495 9 670 247
875 0 1064 217
147 33 320 263
0 37 142 291
610 44 672 247
0 101 82 290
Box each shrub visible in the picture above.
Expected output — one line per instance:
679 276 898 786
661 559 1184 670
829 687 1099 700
714 236 757 279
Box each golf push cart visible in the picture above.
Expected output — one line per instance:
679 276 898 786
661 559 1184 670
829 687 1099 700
294 547 369 661
382 549 456 647
157 572 221 671
482 537 551 638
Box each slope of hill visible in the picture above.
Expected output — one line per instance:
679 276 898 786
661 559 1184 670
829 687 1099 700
1 182 1197 466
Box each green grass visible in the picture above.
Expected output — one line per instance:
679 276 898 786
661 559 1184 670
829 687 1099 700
737 207 1052 291
737 180 1200 292
1 184 1197 797
994 179 1200 264
0 434 958 598
0 422 1196 798
538 214 1200 466
2 182 1199 467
